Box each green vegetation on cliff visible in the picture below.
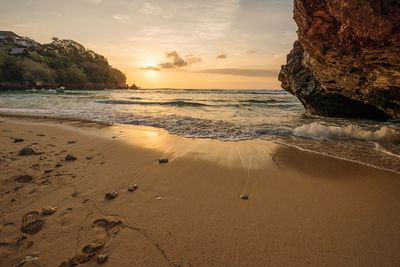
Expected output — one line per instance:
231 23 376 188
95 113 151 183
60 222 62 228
0 36 128 89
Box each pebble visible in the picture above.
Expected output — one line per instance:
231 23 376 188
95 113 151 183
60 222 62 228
105 191 118 200
16 256 39 266
15 175 34 183
128 184 138 192
240 194 249 200
14 138 24 143
96 254 109 264
41 206 57 216
65 154 77 161
19 145 43 156
159 158 169 164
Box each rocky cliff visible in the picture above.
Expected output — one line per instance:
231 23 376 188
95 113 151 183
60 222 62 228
279 0 400 120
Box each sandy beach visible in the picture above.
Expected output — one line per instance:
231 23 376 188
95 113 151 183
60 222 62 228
1 115 400 266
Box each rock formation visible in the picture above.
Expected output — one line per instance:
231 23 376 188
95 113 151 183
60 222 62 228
279 0 400 120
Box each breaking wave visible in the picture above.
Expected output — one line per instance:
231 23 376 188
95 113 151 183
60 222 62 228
97 100 209 107
293 123 400 143
239 99 279 104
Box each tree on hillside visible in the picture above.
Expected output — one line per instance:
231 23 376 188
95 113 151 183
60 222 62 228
1 35 128 89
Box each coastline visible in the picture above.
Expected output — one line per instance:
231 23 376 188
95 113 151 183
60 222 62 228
1 115 400 266
0 84 130 90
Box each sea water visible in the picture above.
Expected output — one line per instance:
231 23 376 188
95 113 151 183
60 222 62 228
0 89 399 173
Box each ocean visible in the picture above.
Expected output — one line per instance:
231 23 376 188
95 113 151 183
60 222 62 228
0 88 399 173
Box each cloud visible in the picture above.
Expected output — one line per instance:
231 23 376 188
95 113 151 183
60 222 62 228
83 0 102 4
188 0 240 41
139 2 162 15
140 66 161 71
158 51 202 69
216 54 227 59
196 68 278 77
112 14 130 23
247 49 257 54
141 51 202 71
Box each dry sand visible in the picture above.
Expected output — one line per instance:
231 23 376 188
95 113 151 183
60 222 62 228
0 116 400 266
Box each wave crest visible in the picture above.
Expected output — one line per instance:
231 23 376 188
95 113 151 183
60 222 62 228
96 100 209 107
293 123 400 143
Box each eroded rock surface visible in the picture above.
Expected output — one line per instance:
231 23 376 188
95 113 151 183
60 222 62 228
279 0 400 120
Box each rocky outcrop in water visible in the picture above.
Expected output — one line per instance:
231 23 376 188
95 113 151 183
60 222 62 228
279 0 400 120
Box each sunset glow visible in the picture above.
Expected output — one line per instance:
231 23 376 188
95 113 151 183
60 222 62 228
0 0 296 89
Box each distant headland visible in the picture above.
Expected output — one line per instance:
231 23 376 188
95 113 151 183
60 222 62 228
0 31 139 90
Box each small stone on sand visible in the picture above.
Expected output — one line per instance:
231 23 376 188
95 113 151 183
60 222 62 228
128 184 138 192
96 254 109 264
65 154 77 161
82 243 104 254
14 138 24 143
19 145 43 156
16 256 39 266
159 158 169 164
240 194 249 200
105 191 118 200
67 141 77 144
41 206 57 216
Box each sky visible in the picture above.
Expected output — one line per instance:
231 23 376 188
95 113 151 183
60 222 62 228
0 0 296 89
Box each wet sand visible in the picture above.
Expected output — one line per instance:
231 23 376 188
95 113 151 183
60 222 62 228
1 116 400 266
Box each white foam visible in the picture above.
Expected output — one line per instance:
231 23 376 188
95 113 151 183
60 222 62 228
293 123 400 143
273 140 400 175
374 143 400 158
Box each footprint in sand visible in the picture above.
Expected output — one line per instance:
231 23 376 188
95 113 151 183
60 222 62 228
56 208 74 228
21 211 44 235
92 217 123 230
1 222 17 233
60 217 122 266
